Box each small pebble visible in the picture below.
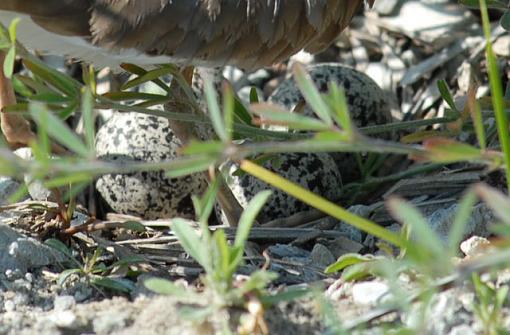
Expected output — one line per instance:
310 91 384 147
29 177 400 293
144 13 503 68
237 86 264 105
449 324 477 335
326 236 364 258
50 310 78 328
0 177 23 205
4 300 15 312
12 278 31 292
24 272 34 283
460 236 491 257
13 148 56 201
351 281 390 305
246 69 272 87
72 284 93 302
93 312 130 334
5 269 22 281
13 293 29 306
54 295 76 311
267 244 311 259
310 244 336 268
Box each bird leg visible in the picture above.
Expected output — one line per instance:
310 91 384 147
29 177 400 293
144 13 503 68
0 50 36 149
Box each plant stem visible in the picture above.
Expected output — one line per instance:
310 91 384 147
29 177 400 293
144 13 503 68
479 0 510 191
240 159 404 247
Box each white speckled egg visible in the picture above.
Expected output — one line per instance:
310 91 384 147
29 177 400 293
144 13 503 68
269 63 392 183
95 112 207 219
221 152 343 223
269 63 391 126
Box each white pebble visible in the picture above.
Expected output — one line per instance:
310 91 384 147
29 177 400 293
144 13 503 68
351 281 390 305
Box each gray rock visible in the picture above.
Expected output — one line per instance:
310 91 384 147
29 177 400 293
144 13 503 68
70 282 94 303
5 268 23 281
0 224 66 274
95 112 208 219
310 244 335 268
0 177 24 205
13 148 55 201
325 236 364 258
267 244 311 259
24 272 34 283
376 0 475 48
12 278 32 292
426 202 494 244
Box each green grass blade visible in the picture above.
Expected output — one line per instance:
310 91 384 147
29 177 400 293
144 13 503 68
3 46 15 78
448 190 477 256
144 278 191 299
222 83 234 141
23 58 81 97
234 190 272 249
171 218 211 272
292 63 333 126
81 88 95 154
479 0 510 190
29 103 89 157
240 160 404 247
251 103 329 131
387 197 444 258
204 80 228 141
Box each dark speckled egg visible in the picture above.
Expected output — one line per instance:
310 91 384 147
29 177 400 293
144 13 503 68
221 153 343 223
95 112 207 219
269 63 392 183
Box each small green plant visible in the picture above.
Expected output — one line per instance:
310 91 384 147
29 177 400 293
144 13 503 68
144 184 277 333
472 272 510 335
325 189 476 285
320 185 510 333
45 238 139 293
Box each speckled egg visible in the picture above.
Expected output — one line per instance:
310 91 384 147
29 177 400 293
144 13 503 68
221 153 343 223
95 112 207 219
268 63 392 183
269 63 391 127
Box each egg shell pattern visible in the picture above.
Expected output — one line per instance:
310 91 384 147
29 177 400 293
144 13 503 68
269 63 392 183
95 112 207 219
223 152 343 223
269 63 391 127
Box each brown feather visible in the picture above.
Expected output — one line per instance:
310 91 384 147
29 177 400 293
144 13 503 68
0 0 368 68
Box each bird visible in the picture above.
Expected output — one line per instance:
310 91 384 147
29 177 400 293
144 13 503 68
0 0 373 69
0 0 373 148
0 0 375 144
